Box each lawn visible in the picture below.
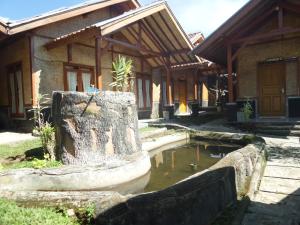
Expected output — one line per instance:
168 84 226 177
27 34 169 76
0 139 42 159
0 199 79 225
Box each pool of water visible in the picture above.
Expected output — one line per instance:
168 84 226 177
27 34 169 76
143 140 242 192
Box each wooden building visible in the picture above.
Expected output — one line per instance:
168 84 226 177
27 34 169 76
194 0 300 119
170 32 224 115
0 0 214 129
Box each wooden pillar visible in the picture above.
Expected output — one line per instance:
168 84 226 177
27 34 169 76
166 57 173 105
29 35 37 107
194 70 198 101
227 45 234 103
67 44 72 63
95 37 103 90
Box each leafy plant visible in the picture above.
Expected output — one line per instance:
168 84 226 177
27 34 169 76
30 94 51 131
39 122 56 160
110 55 135 92
242 101 253 121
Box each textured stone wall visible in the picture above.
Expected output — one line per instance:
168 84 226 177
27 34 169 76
52 91 142 165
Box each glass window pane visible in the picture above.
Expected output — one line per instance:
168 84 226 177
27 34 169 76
138 78 144 108
9 74 16 114
67 71 77 91
82 72 91 92
16 70 24 114
145 79 151 108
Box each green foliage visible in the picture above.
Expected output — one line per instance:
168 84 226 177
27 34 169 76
241 101 253 121
1 157 62 170
39 122 56 160
76 204 96 225
0 199 79 225
110 55 134 92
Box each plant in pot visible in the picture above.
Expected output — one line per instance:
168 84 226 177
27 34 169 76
109 55 135 92
241 100 253 122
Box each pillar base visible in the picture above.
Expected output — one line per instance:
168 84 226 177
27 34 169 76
225 102 237 122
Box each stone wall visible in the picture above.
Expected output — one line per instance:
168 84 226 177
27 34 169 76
96 142 266 225
52 91 142 165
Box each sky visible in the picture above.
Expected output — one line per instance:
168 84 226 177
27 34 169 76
0 0 249 36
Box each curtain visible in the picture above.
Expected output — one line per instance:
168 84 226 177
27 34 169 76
67 71 77 91
138 79 144 108
9 74 16 114
145 79 151 108
162 81 167 106
82 72 91 92
16 70 24 114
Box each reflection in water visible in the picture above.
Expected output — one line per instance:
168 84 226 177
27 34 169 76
144 140 241 192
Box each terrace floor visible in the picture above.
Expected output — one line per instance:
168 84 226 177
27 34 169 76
242 136 300 225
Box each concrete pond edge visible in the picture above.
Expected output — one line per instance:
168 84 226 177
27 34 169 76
0 127 267 225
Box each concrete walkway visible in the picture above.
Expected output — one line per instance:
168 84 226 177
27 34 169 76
0 132 37 145
242 136 300 225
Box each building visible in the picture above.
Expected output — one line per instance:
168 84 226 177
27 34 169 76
0 0 213 129
194 0 300 120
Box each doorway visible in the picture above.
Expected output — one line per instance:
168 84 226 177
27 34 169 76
258 62 286 117
178 80 187 114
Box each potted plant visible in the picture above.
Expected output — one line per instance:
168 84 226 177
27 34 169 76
238 100 253 122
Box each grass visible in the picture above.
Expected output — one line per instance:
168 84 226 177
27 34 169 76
0 139 42 159
0 138 63 170
0 199 79 225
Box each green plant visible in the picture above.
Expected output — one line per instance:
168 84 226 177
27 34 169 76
40 122 56 161
242 101 253 121
110 55 134 92
30 94 51 130
0 199 79 225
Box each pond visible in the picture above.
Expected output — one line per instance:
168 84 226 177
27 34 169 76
143 140 242 192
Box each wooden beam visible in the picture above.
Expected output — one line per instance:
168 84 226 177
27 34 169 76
279 2 300 15
229 7 276 41
227 45 234 103
102 36 161 56
150 15 185 64
232 27 300 44
158 12 192 62
67 44 72 63
29 35 37 107
95 37 102 90
126 26 163 65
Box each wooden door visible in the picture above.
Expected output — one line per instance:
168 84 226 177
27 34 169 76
179 81 187 113
258 62 285 117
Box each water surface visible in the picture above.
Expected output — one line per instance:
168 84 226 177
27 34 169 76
144 140 241 192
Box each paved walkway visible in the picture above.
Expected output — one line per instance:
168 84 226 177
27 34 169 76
242 136 300 225
0 132 37 145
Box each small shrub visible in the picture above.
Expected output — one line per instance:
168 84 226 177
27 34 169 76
40 122 56 160
241 101 253 121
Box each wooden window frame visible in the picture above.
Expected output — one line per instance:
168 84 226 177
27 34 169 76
7 62 25 118
136 73 152 110
63 63 95 92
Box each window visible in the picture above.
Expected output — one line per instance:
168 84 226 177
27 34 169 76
64 64 94 92
136 75 152 109
8 63 24 117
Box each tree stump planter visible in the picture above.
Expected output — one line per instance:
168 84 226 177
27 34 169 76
0 91 151 193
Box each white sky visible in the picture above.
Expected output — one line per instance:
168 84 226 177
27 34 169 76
140 0 249 36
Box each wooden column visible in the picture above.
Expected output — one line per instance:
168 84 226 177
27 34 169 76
95 37 103 90
166 57 173 105
194 70 198 101
227 45 234 103
29 35 37 107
